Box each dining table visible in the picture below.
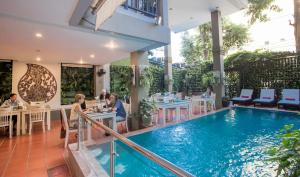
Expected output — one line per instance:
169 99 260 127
154 99 192 126
86 111 117 142
192 96 213 114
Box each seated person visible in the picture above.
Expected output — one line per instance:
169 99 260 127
203 85 214 98
1 93 22 130
108 93 126 122
69 94 86 128
80 101 87 111
100 89 110 107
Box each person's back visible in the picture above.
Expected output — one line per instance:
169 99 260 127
115 99 126 119
69 94 85 128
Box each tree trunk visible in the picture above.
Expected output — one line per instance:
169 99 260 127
294 0 300 53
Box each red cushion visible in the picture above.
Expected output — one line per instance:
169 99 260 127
241 96 250 98
262 97 271 99
286 98 295 101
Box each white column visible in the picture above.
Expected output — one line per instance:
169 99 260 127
130 51 149 130
95 64 110 97
164 45 173 92
211 10 225 109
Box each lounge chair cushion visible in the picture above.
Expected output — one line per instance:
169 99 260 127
278 100 300 106
253 98 274 103
232 97 251 101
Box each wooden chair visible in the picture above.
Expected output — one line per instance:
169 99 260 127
29 107 45 135
0 108 13 138
61 108 77 148
118 102 130 133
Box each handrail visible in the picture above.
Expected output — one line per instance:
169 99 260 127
79 112 195 177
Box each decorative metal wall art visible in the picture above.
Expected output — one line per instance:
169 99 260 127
18 64 57 103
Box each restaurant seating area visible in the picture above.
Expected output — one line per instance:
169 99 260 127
1 0 300 176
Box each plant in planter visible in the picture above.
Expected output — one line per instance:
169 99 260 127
222 96 231 107
139 99 157 127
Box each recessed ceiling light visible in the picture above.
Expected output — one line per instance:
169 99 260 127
36 57 41 61
105 41 117 49
35 33 43 38
90 54 95 58
79 59 84 64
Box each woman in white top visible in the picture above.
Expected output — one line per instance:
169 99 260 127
69 94 85 128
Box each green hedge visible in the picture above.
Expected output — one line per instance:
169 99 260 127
110 65 133 99
224 51 299 98
61 66 95 105
0 61 12 104
148 65 164 95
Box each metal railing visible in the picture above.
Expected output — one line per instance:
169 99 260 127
123 0 159 18
78 112 195 177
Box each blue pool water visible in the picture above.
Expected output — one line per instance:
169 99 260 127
88 107 300 177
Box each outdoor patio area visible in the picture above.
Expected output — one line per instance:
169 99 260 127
1 0 300 176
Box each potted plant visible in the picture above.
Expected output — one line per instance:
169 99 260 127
139 99 157 127
222 96 231 107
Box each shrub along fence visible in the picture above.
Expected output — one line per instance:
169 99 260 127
110 65 134 99
110 51 300 99
225 51 300 98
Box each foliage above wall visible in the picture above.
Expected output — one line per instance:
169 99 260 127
148 65 164 95
110 65 133 99
0 61 12 104
224 51 299 98
61 65 95 105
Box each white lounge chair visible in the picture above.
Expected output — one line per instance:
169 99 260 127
253 89 275 106
278 89 300 108
232 89 253 105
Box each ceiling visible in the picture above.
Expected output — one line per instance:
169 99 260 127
0 0 154 65
169 0 248 32
0 0 247 64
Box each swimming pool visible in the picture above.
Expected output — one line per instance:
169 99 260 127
88 107 300 177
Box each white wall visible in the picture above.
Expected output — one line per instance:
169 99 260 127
12 61 61 110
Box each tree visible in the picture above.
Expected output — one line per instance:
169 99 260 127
246 0 281 25
181 0 282 64
181 19 249 64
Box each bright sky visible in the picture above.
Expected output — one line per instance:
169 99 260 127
170 0 295 63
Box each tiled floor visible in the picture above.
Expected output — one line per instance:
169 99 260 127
0 120 73 177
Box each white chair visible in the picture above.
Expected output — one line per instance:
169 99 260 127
208 93 216 111
278 89 300 108
61 108 77 148
29 108 45 135
30 101 45 107
253 89 276 106
232 89 253 105
0 108 13 138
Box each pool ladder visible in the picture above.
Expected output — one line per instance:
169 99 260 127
78 112 195 177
